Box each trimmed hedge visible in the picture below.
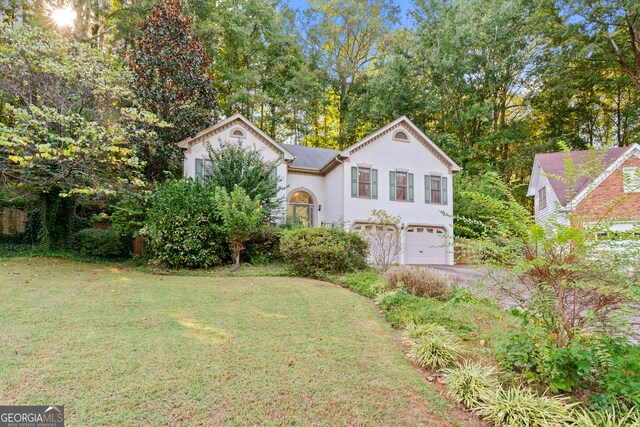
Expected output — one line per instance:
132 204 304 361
280 227 368 278
72 228 127 258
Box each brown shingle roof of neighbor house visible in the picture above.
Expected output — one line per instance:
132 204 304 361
281 143 340 170
535 146 629 206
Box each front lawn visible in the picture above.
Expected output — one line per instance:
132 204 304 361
0 258 466 426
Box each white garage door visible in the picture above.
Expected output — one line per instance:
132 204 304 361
405 226 447 265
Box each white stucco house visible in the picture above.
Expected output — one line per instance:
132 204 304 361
177 114 461 265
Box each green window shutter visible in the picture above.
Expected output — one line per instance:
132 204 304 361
408 173 414 202
424 175 431 204
372 169 378 199
351 167 358 197
442 176 448 205
195 159 203 180
389 171 396 201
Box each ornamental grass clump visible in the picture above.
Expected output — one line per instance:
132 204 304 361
442 361 500 409
573 406 640 427
474 387 576 427
404 323 463 370
385 266 451 300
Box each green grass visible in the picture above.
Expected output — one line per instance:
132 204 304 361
0 258 466 426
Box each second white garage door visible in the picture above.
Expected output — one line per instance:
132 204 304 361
405 226 447 265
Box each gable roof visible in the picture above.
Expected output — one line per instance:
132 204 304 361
178 114 460 174
342 116 462 172
282 144 340 170
528 145 639 207
176 113 295 161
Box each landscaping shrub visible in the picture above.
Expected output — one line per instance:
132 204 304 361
244 226 282 265
442 361 500 409
474 387 576 427
280 227 368 278
144 179 228 269
404 323 464 370
384 265 451 300
72 228 127 258
498 324 640 407
336 270 389 298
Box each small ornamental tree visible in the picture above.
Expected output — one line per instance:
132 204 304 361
215 186 263 269
205 140 283 221
128 0 217 182
360 209 402 270
458 172 640 348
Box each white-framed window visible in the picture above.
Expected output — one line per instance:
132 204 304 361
538 186 547 209
389 170 414 202
230 128 246 139
358 167 371 198
623 167 640 193
195 158 211 180
393 130 410 142
288 191 314 227
424 175 448 205
396 172 408 201
351 166 378 199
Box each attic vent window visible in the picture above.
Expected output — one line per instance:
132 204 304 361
393 130 409 142
231 128 246 139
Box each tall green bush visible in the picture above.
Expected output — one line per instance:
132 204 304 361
144 179 228 269
280 227 368 278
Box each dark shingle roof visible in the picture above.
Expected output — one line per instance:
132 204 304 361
282 144 339 170
535 146 629 206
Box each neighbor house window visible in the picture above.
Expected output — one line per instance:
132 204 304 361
351 167 378 199
424 175 448 205
389 171 414 202
539 186 547 209
195 158 212 180
623 167 640 193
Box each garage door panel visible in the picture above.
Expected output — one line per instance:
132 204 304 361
405 226 447 265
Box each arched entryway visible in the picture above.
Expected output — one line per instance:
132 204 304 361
288 190 315 227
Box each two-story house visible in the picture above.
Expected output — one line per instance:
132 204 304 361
178 114 461 265
527 144 640 231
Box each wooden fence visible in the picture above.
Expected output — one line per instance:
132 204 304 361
1 208 28 235
454 238 481 265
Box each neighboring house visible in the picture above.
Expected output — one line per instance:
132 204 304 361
527 144 640 231
177 114 461 265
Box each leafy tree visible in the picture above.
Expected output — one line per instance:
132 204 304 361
0 24 157 248
204 140 283 221
301 0 399 148
128 0 217 182
215 185 263 269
